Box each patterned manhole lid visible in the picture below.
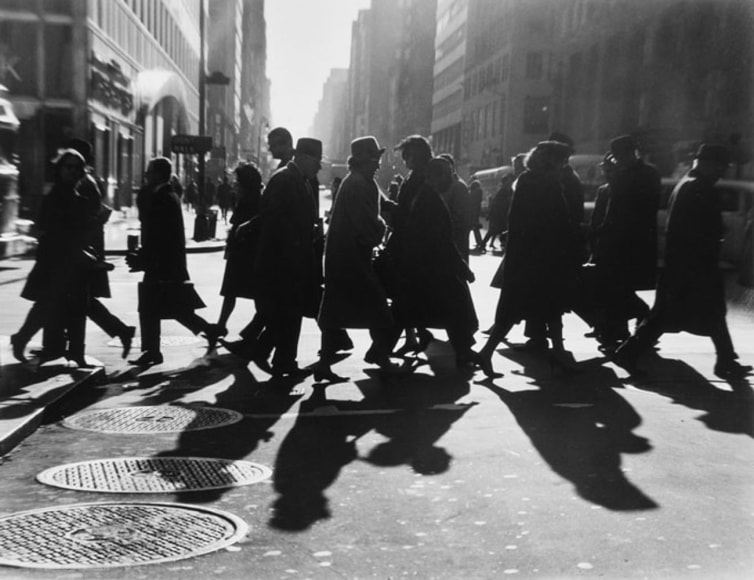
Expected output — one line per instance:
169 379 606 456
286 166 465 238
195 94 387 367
106 335 203 348
63 406 243 434
37 457 272 493
0 502 247 569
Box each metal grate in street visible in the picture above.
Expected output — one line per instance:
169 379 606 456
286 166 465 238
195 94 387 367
36 457 272 493
63 406 243 434
0 502 247 569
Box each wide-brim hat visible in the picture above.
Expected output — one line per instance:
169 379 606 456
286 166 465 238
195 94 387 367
694 143 731 166
351 136 385 159
295 137 323 159
610 135 637 156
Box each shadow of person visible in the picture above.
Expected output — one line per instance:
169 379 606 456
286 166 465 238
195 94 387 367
626 355 754 437
268 348 477 532
482 375 659 511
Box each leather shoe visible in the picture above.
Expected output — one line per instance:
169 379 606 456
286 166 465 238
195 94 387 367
128 351 164 366
10 334 27 363
120 326 136 359
714 360 752 380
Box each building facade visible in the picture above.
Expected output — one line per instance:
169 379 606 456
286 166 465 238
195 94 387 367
311 67 349 163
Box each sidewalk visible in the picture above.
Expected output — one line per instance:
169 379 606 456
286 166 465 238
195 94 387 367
103 205 228 255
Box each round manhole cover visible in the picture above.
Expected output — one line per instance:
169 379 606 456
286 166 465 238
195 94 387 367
37 457 272 493
106 335 203 348
63 406 243 434
0 502 247 569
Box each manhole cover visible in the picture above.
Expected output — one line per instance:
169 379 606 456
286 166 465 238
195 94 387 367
106 335 203 348
0 502 247 569
63 406 243 434
37 457 272 493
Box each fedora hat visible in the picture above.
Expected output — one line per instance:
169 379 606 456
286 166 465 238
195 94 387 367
609 135 637 156
351 136 386 159
295 138 323 159
694 143 731 166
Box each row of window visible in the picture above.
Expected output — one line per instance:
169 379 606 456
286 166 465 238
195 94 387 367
89 0 199 85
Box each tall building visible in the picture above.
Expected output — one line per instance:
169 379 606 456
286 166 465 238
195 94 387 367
0 0 202 215
550 0 754 176
461 0 555 176
311 68 349 163
431 0 468 163
239 0 271 176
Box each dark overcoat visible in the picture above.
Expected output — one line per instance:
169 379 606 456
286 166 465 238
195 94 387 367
398 183 477 331
487 186 511 236
138 182 204 316
78 171 112 298
493 170 573 323
220 183 261 299
22 183 89 303
596 159 661 290
253 162 319 317
318 170 392 329
440 177 472 260
651 170 727 335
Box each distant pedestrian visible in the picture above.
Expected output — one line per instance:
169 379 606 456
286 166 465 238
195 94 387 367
481 174 512 252
217 175 234 223
438 153 472 262
468 180 484 252
126 157 220 366
615 144 752 379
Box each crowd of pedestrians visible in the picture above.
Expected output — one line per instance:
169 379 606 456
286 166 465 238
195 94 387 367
7 128 752 383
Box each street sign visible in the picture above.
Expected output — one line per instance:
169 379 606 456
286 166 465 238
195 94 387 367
171 134 212 155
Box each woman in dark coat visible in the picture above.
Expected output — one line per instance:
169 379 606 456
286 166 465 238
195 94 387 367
13 149 91 365
315 136 398 379
481 174 513 252
215 163 263 336
477 141 576 377
398 157 478 366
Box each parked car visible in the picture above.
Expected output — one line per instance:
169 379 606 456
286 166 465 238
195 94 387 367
584 177 754 268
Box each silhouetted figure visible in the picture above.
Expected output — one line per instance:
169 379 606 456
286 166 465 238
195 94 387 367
215 163 263 341
217 175 233 223
315 136 403 380
595 135 660 351
468 180 484 252
438 153 472 263
126 157 219 366
250 139 323 377
12 150 91 365
615 144 752 380
481 174 512 252
477 141 577 377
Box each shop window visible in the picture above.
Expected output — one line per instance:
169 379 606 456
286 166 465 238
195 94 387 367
0 21 39 96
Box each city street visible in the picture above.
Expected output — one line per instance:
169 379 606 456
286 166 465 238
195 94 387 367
0 230 752 579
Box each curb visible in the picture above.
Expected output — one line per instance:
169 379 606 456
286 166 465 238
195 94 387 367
0 344 106 456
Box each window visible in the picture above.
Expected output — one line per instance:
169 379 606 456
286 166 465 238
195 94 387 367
45 25 73 98
526 52 543 80
523 96 549 134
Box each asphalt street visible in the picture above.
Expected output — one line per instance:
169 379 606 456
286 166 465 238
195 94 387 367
0 216 752 579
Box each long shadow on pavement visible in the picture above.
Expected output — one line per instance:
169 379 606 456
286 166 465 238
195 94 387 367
480 350 659 511
268 339 476 532
623 353 754 438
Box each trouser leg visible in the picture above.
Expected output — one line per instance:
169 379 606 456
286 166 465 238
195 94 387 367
139 312 161 354
89 298 129 338
15 301 47 345
709 317 736 362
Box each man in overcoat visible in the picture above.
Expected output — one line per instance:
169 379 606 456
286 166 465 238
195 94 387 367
315 136 397 379
251 138 322 377
615 144 751 379
595 135 660 350
126 157 217 365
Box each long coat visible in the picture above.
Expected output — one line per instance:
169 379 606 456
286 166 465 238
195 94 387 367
220 183 261 299
318 170 392 329
22 183 89 303
78 170 112 298
398 183 477 331
253 161 319 317
494 170 573 323
651 170 727 335
138 182 204 316
440 177 472 260
596 159 661 290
